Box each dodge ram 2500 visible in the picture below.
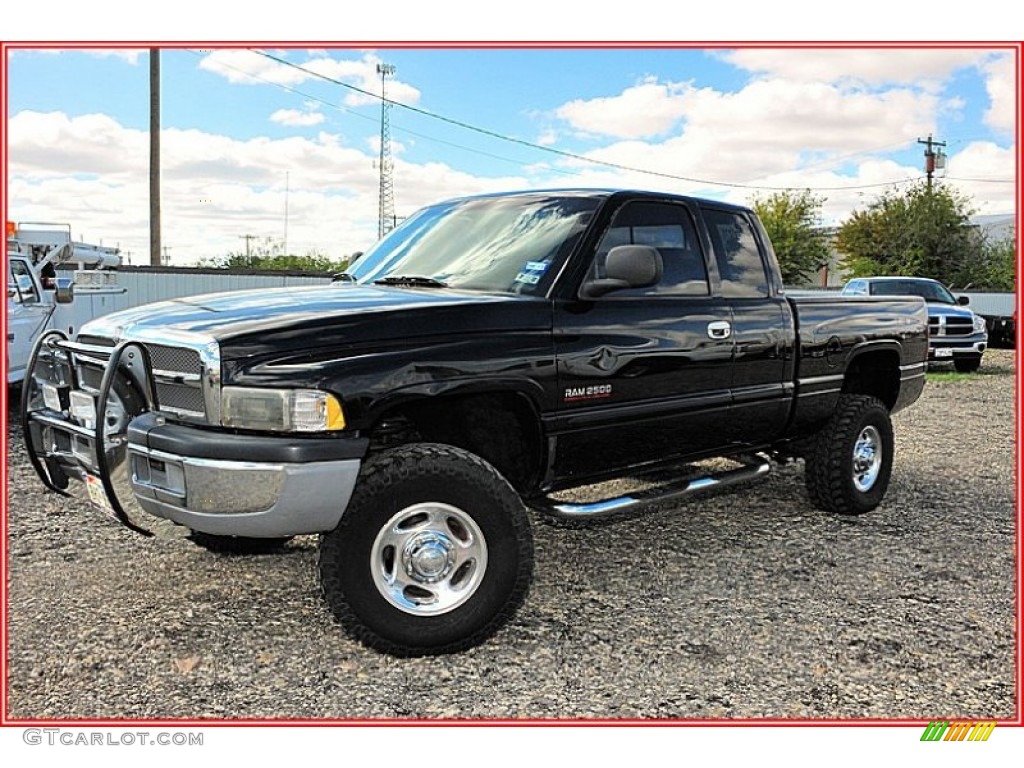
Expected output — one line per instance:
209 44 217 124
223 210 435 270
22 189 928 656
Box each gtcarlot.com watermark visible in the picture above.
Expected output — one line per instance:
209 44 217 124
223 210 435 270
23 728 203 747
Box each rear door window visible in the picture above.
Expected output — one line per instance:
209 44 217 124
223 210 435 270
701 208 769 298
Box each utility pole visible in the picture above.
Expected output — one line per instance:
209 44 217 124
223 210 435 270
284 171 289 257
377 63 396 239
917 134 947 190
239 234 257 260
149 48 161 266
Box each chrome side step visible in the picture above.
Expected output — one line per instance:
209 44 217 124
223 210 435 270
534 456 771 521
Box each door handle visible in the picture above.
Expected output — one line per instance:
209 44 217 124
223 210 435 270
707 321 731 340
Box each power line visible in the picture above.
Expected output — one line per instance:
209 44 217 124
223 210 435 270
944 176 1016 184
740 139 918 184
184 48 580 178
251 49 924 193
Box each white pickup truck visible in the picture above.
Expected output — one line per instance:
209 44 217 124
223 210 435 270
7 223 131 384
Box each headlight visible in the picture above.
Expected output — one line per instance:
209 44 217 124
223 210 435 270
973 314 987 333
221 387 346 432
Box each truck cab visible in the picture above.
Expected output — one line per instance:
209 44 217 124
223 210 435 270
7 254 55 382
842 276 987 372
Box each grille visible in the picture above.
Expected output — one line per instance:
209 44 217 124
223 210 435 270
928 316 974 337
78 364 104 390
146 344 202 375
71 335 209 421
154 381 207 414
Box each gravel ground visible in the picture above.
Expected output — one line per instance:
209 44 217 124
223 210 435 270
5 350 1017 720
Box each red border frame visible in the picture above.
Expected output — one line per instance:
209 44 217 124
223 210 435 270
1 39 1021 729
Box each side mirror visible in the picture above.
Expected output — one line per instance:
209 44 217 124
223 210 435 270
957 295 970 306
54 277 74 304
580 245 663 299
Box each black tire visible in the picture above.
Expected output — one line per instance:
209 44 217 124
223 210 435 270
318 442 533 657
804 394 894 516
954 357 982 373
188 531 292 554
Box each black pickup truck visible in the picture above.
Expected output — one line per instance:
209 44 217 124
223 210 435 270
22 189 928 656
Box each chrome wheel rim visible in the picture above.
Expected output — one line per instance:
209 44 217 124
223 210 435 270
852 425 882 492
371 502 488 616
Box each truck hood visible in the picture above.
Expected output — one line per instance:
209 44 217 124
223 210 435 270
79 284 549 357
927 303 975 319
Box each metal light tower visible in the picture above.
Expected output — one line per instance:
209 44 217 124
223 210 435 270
377 63 396 239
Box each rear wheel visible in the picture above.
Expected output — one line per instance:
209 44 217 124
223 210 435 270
318 443 533 657
805 394 894 515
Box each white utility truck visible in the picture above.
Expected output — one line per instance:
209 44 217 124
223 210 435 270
7 222 132 384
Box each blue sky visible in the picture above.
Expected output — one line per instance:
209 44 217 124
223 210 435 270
6 45 1017 264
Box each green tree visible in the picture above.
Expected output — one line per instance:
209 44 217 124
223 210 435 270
836 182 985 285
200 237 351 273
750 190 831 285
955 232 1016 292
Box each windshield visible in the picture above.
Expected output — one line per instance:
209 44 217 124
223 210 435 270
347 194 602 295
868 279 956 304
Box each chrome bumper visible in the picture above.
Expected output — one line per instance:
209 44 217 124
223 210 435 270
128 445 360 537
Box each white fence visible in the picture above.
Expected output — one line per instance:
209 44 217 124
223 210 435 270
107 268 333 305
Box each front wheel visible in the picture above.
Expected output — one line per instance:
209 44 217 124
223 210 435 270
318 443 533 657
954 357 982 373
805 394 894 515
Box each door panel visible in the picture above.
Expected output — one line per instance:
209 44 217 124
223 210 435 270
548 199 736 485
7 261 50 381
699 206 793 446
550 298 735 482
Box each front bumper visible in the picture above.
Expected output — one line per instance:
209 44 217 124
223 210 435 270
928 336 986 361
128 444 361 537
22 332 367 538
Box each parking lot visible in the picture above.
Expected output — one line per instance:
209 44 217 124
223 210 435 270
5 349 1017 720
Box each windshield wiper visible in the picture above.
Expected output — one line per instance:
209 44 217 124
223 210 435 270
373 275 448 288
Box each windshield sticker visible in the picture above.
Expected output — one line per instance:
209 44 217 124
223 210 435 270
514 271 541 285
514 260 550 285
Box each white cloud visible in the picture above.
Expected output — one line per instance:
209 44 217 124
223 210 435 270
556 78 691 139
944 141 1017 214
27 48 145 64
8 111 525 265
198 50 421 107
721 49 990 87
550 77 938 190
9 111 148 179
982 54 1016 134
270 108 325 127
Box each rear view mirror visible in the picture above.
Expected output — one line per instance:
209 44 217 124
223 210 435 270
580 245 663 299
